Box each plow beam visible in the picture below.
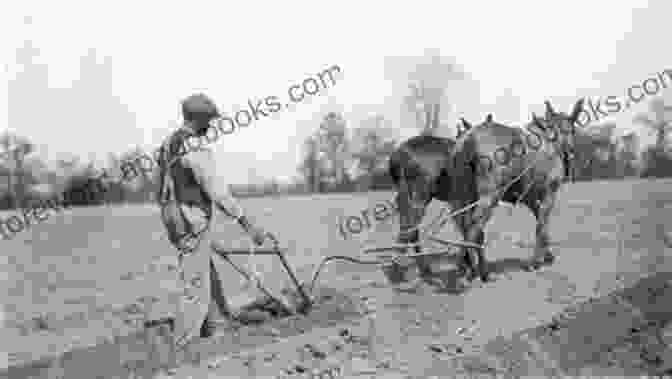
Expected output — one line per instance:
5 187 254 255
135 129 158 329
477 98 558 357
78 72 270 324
362 238 483 256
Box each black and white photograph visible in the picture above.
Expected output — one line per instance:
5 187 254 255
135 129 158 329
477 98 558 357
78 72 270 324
2 1 672 377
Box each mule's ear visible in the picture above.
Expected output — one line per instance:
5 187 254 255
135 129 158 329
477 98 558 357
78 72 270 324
486 114 493 123
532 112 546 129
569 98 585 122
460 117 472 129
544 100 555 117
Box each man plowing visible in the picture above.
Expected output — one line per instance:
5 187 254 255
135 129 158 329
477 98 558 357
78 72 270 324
156 93 304 347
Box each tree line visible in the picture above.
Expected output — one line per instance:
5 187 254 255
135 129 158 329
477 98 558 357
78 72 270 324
5 45 672 210
1 94 669 211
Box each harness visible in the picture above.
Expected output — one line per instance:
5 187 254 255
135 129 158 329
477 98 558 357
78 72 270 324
393 117 577 241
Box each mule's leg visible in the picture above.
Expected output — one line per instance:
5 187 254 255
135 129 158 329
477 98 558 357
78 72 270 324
384 191 427 283
414 198 435 278
523 184 558 271
463 194 499 282
451 204 476 279
396 191 432 278
533 186 558 267
467 222 487 282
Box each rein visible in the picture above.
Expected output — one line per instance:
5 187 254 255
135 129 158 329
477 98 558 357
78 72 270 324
388 116 577 246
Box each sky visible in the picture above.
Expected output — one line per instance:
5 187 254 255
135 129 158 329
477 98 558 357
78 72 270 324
1 0 669 184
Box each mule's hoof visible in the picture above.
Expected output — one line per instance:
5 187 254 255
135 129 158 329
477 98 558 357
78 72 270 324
457 266 472 279
522 261 541 271
455 276 472 291
526 253 555 271
465 266 479 282
417 265 433 278
460 269 479 283
456 265 467 277
381 262 410 284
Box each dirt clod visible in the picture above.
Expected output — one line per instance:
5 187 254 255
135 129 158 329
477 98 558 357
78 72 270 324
304 344 327 359
376 360 391 369
123 303 143 315
428 344 444 353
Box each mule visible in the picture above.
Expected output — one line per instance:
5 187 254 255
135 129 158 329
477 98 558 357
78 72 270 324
448 99 584 282
456 117 474 139
387 100 583 286
387 118 474 281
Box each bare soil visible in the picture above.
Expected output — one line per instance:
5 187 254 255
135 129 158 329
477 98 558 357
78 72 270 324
3 178 672 377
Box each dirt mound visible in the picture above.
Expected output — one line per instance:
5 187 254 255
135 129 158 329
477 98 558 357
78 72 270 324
451 272 672 376
156 271 672 378
0 285 366 379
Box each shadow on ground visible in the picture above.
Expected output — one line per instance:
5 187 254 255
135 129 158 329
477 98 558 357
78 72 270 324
445 271 672 377
408 256 536 295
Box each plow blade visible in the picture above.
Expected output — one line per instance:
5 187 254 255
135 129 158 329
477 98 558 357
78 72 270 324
211 239 312 314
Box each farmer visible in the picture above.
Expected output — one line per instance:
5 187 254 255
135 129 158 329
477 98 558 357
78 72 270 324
156 93 298 346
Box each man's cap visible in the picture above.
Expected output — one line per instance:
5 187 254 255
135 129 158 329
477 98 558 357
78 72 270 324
181 93 220 122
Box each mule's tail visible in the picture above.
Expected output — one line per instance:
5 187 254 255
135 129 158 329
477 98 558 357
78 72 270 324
388 150 401 186
449 138 480 204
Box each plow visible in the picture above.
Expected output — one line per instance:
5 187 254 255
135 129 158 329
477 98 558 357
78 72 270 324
140 229 483 374
209 231 484 316
143 207 488 355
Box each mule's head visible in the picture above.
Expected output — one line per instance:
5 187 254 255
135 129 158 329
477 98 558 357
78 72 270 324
538 99 585 181
457 118 473 138
395 161 434 244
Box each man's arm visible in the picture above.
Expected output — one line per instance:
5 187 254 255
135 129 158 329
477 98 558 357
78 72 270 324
182 149 255 232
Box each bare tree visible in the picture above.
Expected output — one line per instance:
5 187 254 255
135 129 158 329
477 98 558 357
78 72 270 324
0 133 35 209
350 115 397 190
386 50 467 135
618 132 640 176
298 136 322 193
316 112 350 187
351 115 397 174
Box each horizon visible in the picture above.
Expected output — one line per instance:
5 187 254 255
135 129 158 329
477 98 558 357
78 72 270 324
2 0 670 185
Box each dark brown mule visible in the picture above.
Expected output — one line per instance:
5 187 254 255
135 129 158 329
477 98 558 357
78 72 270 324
448 99 584 282
387 118 474 281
